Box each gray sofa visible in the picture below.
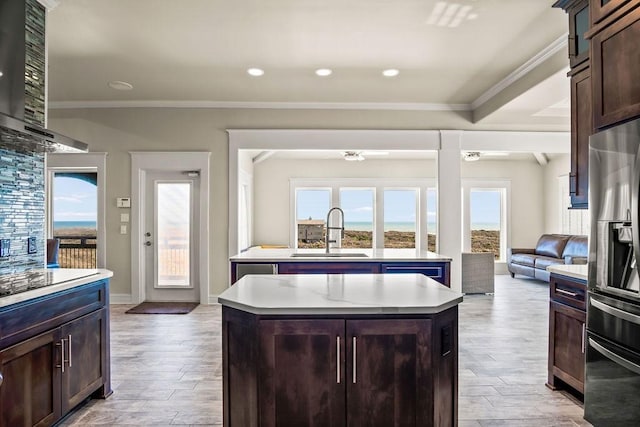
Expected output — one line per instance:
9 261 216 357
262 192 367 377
507 234 587 282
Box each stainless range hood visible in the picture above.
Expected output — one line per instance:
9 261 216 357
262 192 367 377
0 111 88 152
0 0 88 152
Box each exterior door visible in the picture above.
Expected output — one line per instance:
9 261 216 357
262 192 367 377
144 170 200 302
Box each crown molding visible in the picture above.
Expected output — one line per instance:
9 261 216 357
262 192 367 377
471 34 568 110
48 100 471 112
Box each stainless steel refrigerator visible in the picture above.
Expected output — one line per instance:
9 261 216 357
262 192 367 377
586 117 640 426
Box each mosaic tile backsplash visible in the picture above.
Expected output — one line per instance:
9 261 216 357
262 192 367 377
0 128 45 275
24 0 46 127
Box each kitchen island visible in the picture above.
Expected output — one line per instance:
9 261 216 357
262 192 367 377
230 247 453 286
0 268 113 427
219 273 463 426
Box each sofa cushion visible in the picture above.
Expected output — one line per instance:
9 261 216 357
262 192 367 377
562 235 588 258
535 234 570 258
534 256 565 270
511 253 537 267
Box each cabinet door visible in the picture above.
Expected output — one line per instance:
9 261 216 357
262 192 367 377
0 330 61 427
380 262 449 286
346 319 432 427
60 309 106 413
568 1 590 67
591 0 630 24
548 301 586 393
259 319 345 427
569 66 592 208
592 7 640 129
277 262 379 275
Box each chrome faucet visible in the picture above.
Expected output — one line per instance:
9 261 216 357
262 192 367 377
325 207 345 254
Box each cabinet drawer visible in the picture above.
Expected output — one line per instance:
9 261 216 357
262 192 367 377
277 262 380 275
591 0 631 25
0 280 107 350
550 274 587 310
380 262 449 286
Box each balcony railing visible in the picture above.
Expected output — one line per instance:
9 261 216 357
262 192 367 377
54 235 97 269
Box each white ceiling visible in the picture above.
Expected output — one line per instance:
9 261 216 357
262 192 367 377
46 0 570 131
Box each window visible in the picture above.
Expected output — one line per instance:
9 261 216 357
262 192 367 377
559 175 590 235
340 188 374 248
384 189 417 248
290 179 434 250
296 188 331 248
426 188 437 252
462 180 509 261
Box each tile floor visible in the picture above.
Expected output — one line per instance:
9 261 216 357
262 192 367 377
61 274 591 426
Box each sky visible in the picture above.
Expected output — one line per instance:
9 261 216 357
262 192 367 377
297 188 501 226
53 176 97 222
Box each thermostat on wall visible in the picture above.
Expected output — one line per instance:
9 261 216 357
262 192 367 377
116 197 131 208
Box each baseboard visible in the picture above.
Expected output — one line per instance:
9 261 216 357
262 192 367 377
110 293 133 304
208 294 220 305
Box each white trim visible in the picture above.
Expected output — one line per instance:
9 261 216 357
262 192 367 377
49 100 471 112
36 0 59 10
46 152 108 269
460 131 570 153
130 152 211 305
471 34 568 110
110 293 133 304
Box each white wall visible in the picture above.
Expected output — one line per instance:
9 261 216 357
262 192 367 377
253 157 547 252
543 154 570 234
253 158 437 245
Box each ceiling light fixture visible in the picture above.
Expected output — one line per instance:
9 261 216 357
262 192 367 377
247 68 264 77
108 80 133 91
382 69 399 77
462 151 481 162
343 151 365 161
0 71 3 78
315 68 332 77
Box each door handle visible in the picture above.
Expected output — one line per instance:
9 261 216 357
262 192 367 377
589 337 640 375
581 323 586 354
591 297 640 325
57 339 66 373
556 288 578 298
352 337 357 384
336 336 340 384
67 334 72 368
0 372 3 387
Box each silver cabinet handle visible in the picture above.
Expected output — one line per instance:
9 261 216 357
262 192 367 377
581 323 586 354
352 337 357 384
591 297 640 325
589 337 640 375
336 336 340 384
0 372 3 387
57 339 66 373
68 334 72 367
556 288 578 297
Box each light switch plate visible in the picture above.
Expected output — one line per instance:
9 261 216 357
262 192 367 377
120 213 129 222
116 197 131 208
120 225 127 235
27 237 37 254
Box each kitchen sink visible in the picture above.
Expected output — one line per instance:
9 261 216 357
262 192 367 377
290 253 369 258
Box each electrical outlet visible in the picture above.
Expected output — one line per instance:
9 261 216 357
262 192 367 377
27 237 37 254
0 239 10 257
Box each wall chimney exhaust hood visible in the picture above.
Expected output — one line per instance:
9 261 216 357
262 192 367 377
0 0 88 152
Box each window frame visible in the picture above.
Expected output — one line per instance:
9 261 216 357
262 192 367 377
290 178 435 250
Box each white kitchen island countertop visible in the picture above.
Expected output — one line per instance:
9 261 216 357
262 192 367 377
546 264 588 281
230 247 452 262
218 273 463 315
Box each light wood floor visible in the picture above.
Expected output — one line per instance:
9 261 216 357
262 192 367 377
61 275 591 426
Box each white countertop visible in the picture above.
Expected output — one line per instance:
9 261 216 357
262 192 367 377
0 269 113 308
230 247 452 262
218 273 463 315
546 264 588 281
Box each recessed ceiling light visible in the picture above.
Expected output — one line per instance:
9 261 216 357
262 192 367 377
315 68 332 77
108 81 133 91
247 68 264 77
0 71 3 78
382 69 399 77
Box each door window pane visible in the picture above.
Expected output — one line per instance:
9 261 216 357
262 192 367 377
340 189 374 248
426 188 437 252
157 183 191 287
384 189 417 248
470 189 501 260
52 173 97 268
296 189 330 248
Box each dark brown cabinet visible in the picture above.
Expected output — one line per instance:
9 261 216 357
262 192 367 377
591 0 631 24
591 5 640 129
0 331 60 427
0 279 110 427
224 306 457 427
569 65 592 208
547 273 586 395
569 0 591 67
